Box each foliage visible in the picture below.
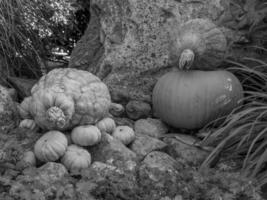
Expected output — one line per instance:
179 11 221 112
0 0 90 81
198 0 267 187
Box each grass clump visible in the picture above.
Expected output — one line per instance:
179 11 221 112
200 56 267 187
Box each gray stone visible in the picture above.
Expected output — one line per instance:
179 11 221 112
0 127 42 164
162 134 209 166
7 77 37 98
69 0 234 102
87 132 137 171
0 85 19 133
134 118 168 138
113 117 135 128
76 161 138 200
138 151 184 198
126 100 151 120
10 162 68 198
129 134 167 159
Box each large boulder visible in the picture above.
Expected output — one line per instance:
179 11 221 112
69 0 234 102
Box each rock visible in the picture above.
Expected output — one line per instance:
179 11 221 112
0 85 19 133
88 132 137 171
10 162 68 199
162 134 209 166
138 151 184 199
69 0 233 102
7 76 37 98
126 100 151 120
0 127 42 165
113 117 134 128
129 134 167 160
76 161 139 200
109 102 125 117
134 118 168 138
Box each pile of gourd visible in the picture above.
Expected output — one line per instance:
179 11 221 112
18 68 135 172
153 18 244 129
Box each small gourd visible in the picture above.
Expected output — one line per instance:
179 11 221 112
61 145 91 172
170 18 227 70
19 119 39 131
96 117 116 134
71 125 101 146
34 130 68 162
112 126 135 145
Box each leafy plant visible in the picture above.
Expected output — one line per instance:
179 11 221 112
199 56 267 186
0 0 89 82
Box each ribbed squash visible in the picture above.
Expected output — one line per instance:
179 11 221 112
18 68 111 131
152 69 243 129
61 145 91 172
34 130 68 162
170 18 227 70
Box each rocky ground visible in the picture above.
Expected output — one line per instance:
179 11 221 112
0 116 264 200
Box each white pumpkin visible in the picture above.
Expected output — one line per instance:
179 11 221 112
96 117 116 134
71 125 101 146
61 145 91 172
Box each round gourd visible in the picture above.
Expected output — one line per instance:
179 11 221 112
71 125 101 146
152 70 243 129
34 130 68 162
112 126 135 145
17 68 111 131
170 18 227 70
96 117 116 134
61 145 91 172
19 119 38 131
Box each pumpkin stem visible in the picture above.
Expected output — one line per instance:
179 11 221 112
179 49 195 70
46 106 66 128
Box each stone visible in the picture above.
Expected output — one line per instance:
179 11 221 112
10 162 68 199
7 76 37 98
138 151 184 199
134 118 168 138
113 117 135 128
129 134 167 160
87 132 137 171
69 0 234 102
126 100 151 120
76 161 139 200
109 103 125 117
0 85 19 133
0 127 42 165
162 134 209 166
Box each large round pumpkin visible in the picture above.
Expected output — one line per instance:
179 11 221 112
152 70 243 129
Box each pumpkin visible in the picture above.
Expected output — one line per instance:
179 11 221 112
19 119 38 131
71 125 101 146
170 18 227 70
34 130 68 162
152 69 243 129
61 145 91 172
18 68 111 131
96 117 116 134
112 126 135 145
